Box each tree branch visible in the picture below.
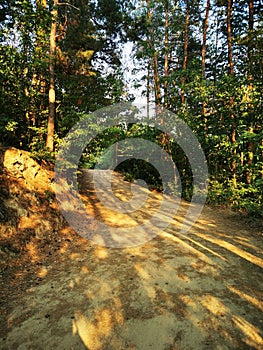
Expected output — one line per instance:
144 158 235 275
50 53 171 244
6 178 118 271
57 2 80 11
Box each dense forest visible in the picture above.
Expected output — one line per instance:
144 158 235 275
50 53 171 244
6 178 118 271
0 0 262 216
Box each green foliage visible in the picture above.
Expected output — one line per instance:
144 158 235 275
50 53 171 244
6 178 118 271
79 125 126 169
208 179 263 217
29 126 55 162
0 0 262 217
0 116 18 145
0 0 128 153
116 158 163 192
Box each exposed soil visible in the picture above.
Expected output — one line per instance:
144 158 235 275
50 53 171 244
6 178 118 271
0 148 262 349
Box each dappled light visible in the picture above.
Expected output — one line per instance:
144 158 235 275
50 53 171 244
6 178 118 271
1 150 263 349
201 294 229 317
1 0 263 347
168 230 229 262
78 169 163 228
72 308 123 350
25 241 40 264
191 232 263 268
227 285 263 313
37 266 49 278
232 315 263 348
93 246 109 260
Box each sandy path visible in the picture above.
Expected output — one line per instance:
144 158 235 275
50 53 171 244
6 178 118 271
1 170 263 349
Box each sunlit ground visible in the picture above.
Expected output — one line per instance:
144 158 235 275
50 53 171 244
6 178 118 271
1 169 263 349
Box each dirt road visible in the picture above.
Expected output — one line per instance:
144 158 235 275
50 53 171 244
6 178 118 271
1 169 263 349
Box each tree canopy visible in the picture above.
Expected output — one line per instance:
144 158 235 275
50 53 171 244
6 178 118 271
0 0 262 216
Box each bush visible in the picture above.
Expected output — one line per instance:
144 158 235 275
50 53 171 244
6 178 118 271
207 178 263 217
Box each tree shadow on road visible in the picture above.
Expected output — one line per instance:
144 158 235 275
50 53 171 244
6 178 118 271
1 164 263 349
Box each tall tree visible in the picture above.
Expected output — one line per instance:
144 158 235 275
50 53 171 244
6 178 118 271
163 0 169 109
146 0 161 105
226 0 237 186
244 0 254 184
248 0 254 87
227 0 234 77
201 0 210 136
46 0 58 152
181 0 189 105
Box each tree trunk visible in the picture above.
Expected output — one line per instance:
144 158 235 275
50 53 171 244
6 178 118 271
245 127 254 184
181 0 189 105
46 0 58 152
248 0 254 87
227 0 236 187
201 0 210 137
227 0 234 77
245 0 254 184
146 60 151 120
34 0 47 127
146 0 161 106
164 0 169 109
213 11 219 86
